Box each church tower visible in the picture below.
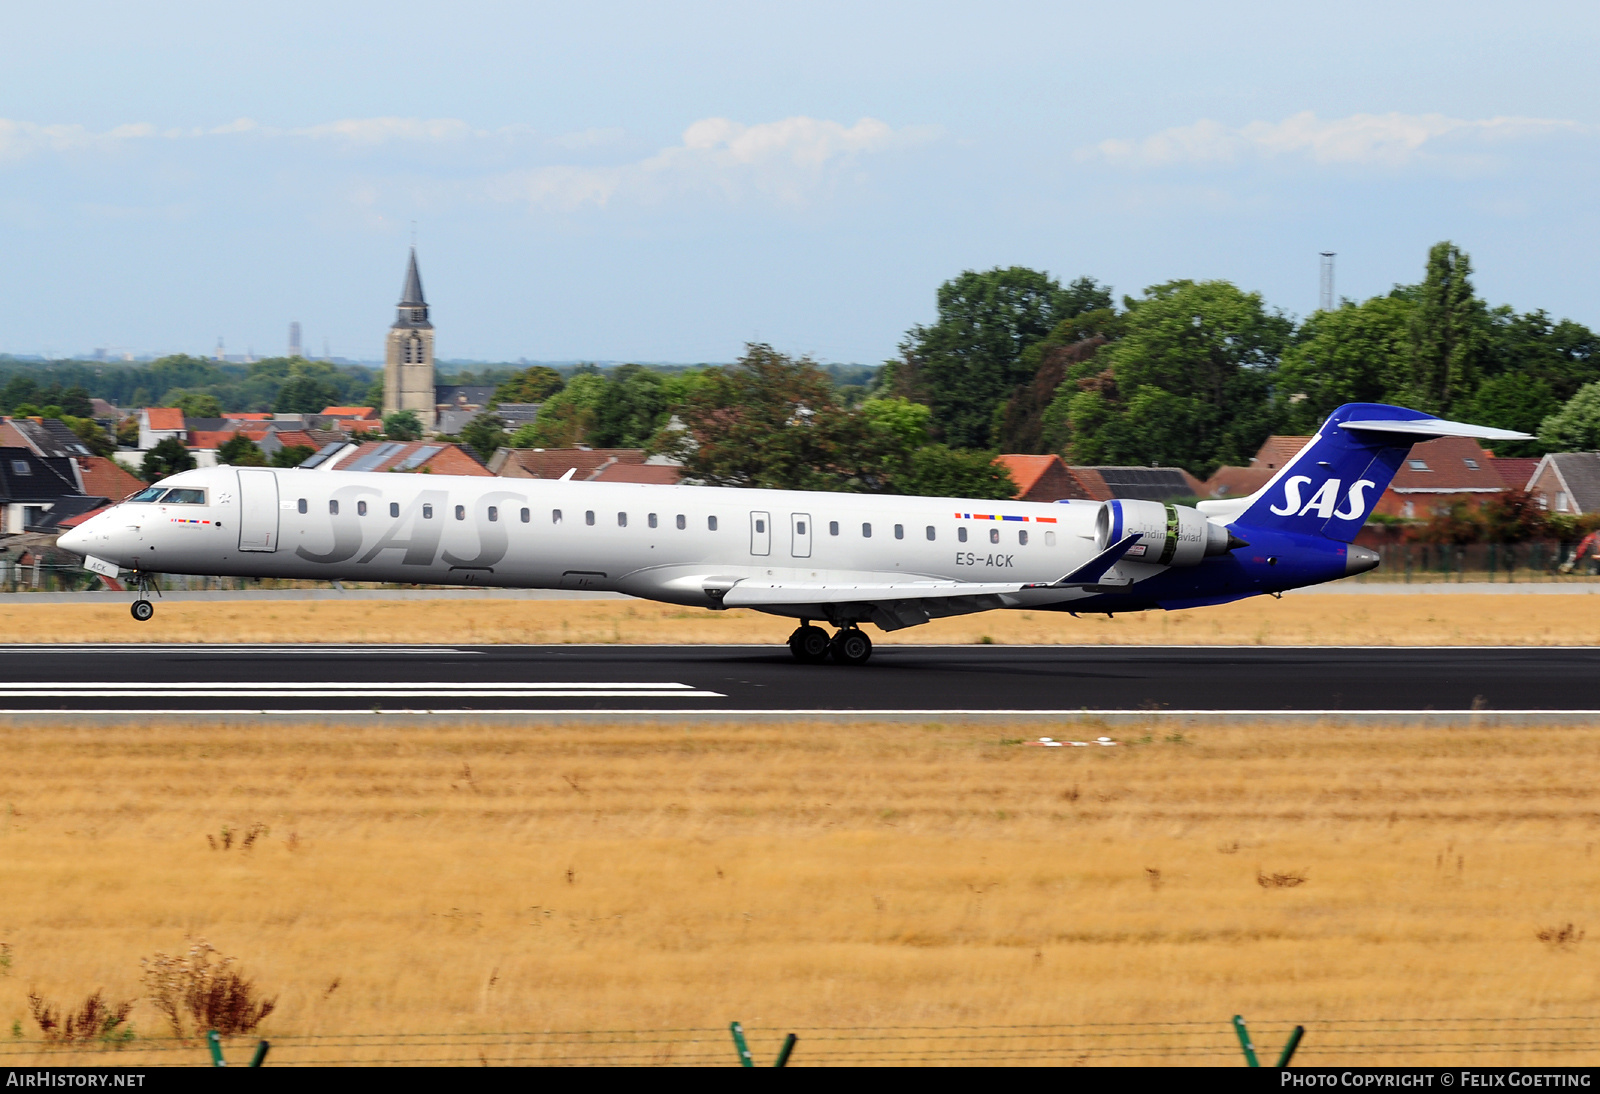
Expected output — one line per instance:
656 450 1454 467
383 248 436 431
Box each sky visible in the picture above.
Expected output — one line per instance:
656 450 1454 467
1 1 1597 364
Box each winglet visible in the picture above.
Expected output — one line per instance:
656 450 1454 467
558 467 576 481
1024 533 1143 590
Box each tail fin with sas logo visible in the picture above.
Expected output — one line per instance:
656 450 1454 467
1201 403 1532 544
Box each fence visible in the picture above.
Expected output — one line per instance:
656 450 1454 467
2 1017 1599 1067
1344 541 1600 583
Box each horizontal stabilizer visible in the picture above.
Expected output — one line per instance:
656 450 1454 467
1024 533 1144 590
1339 417 1532 441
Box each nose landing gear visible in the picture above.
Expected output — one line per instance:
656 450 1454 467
787 622 873 665
128 571 160 622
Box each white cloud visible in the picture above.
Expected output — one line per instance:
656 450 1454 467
1085 111 1585 169
487 116 933 211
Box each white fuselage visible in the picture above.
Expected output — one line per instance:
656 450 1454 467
60 465 1123 622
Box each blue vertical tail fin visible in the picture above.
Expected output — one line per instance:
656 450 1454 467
1210 403 1531 543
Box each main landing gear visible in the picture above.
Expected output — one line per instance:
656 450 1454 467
787 622 873 666
129 572 160 622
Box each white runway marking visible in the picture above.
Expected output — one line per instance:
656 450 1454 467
2 682 725 699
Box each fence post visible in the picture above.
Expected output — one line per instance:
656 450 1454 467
1277 1026 1305 1067
249 1040 270 1067
1232 1015 1259 1066
730 1021 754 1067
206 1030 226 1067
775 1033 797 1067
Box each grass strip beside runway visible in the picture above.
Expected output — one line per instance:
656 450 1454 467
0 591 1595 645
1 717 1598 1065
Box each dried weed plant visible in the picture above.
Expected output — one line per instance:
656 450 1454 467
26 990 133 1043
1257 869 1309 889
1537 924 1586 949
140 939 276 1038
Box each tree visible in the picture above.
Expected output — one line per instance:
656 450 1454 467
60 416 115 457
652 344 891 491
898 445 1016 499
492 365 564 404
1481 489 1547 544
516 373 611 448
141 437 195 480
889 268 1105 448
1047 280 1290 476
458 411 507 463
58 386 94 418
217 434 266 466
170 392 223 419
383 410 423 441
1539 381 1600 451
274 373 338 414
271 444 316 468
589 366 677 448
115 417 139 447
1272 296 1414 434
1403 241 1489 415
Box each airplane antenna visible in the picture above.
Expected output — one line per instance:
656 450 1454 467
1319 252 1336 312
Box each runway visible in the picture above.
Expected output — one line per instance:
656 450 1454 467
0 643 1595 715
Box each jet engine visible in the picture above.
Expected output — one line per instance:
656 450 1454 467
1094 499 1235 568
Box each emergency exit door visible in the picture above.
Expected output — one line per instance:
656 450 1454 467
749 511 771 556
790 513 811 558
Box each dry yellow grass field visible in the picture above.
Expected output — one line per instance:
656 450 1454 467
1 717 1598 1065
0 590 1594 646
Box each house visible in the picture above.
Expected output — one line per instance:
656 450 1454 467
3 417 97 460
324 440 492 476
1528 453 1600 516
1370 436 1505 518
77 455 145 501
1202 436 1313 502
1071 466 1206 503
89 398 126 421
992 454 1100 502
488 447 682 484
495 403 542 429
434 385 496 435
321 406 378 420
138 407 186 449
1489 456 1540 491
0 448 109 535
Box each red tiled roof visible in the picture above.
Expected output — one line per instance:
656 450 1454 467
1203 466 1275 499
224 412 274 421
336 418 384 433
321 406 378 419
1489 457 1540 491
56 505 110 529
592 464 682 485
994 455 1057 497
0 420 28 448
1252 436 1312 471
1389 436 1504 492
78 456 145 498
495 448 658 481
332 440 492 475
271 430 319 450
187 431 241 449
145 407 185 430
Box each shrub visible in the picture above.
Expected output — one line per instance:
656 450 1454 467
140 939 276 1038
27 989 133 1043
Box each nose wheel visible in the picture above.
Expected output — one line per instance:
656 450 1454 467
128 571 160 622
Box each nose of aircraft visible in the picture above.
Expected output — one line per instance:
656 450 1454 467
57 525 89 556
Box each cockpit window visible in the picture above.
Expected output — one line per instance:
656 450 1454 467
128 487 167 503
162 488 207 505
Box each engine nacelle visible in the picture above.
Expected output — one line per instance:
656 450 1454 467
1094 499 1233 568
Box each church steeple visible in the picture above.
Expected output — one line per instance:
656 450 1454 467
395 247 431 329
383 247 437 430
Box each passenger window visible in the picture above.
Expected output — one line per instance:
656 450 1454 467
649 513 658 529
390 502 399 518
357 501 367 516
926 526 935 541
329 500 338 515
958 527 967 543
862 523 872 538
422 504 433 519
521 508 530 523
755 518 765 533
618 512 628 528
676 514 686 530
1045 531 1056 546
488 506 499 523
1019 529 1029 546
455 505 466 521
989 527 999 544
797 521 806 535
829 521 839 536
894 524 904 540
553 509 562 523
297 498 307 514
708 516 718 531
585 511 595 526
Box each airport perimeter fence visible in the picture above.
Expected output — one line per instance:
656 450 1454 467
4 1016 1600 1067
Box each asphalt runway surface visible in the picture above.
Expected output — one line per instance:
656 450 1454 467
0 643 1596 715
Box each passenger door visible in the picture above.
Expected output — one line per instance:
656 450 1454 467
749 511 771 556
236 468 279 552
790 512 811 558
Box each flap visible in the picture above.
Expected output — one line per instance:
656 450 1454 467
720 579 1036 607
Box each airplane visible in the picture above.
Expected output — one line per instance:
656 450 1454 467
56 402 1528 665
